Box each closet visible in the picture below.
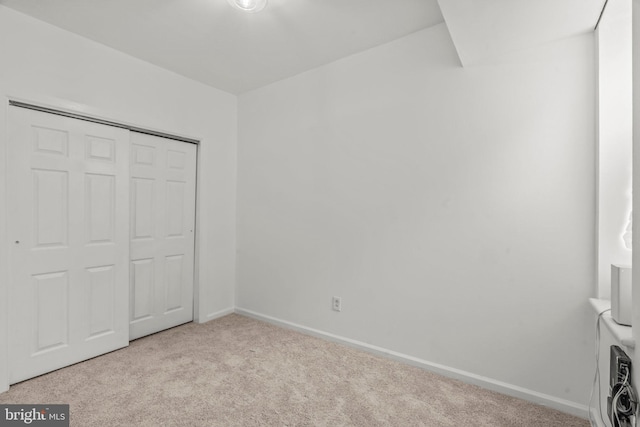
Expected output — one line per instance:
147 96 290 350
6 105 197 384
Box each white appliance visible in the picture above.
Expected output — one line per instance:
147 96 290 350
611 264 632 326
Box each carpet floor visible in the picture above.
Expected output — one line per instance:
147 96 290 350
0 314 589 426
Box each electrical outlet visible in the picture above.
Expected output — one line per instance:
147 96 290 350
332 296 342 312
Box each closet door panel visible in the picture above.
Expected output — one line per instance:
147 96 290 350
7 106 130 384
129 133 196 340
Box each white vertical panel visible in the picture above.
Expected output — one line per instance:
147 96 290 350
632 0 640 404
85 174 114 244
131 259 154 321
33 271 68 353
131 178 155 240
86 265 115 338
165 255 183 312
166 181 185 237
33 169 68 248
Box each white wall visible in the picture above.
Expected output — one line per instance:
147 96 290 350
0 5 237 392
237 23 596 414
596 0 633 299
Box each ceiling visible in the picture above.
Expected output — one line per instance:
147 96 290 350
0 0 444 94
0 0 607 94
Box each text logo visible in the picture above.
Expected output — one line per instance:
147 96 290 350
0 405 68 427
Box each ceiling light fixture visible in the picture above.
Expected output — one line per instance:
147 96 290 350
227 0 267 13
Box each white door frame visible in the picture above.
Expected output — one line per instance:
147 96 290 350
0 98 10 393
0 94 202 392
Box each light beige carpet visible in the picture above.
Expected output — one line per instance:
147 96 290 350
0 314 588 426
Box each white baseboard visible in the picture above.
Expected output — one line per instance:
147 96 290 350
202 307 235 322
235 307 590 420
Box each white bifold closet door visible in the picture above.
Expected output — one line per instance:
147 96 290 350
7 106 130 384
129 132 196 340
